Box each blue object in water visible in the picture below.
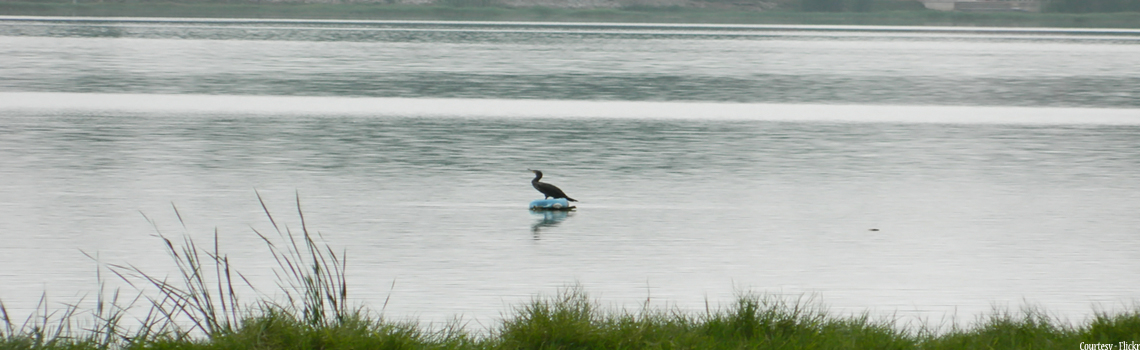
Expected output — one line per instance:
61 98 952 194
529 198 573 210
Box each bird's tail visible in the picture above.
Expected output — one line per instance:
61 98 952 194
566 197 578 202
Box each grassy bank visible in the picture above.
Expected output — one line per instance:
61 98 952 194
3 1 1140 27
2 196 1140 350
4 288 1140 350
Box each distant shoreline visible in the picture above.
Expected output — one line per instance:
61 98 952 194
2 1 1140 28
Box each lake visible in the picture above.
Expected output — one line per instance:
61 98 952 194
1 16 1139 327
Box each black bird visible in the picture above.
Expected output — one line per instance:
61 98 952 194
529 169 577 202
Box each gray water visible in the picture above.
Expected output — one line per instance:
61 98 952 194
2 17 1140 326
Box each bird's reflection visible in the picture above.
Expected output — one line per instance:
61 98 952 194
530 210 573 238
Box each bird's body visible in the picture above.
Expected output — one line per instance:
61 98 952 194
530 170 577 202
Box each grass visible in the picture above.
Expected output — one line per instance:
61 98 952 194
3 194 1140 350
3 1 1140 28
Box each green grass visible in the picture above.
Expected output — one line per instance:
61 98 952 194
3 1 1140 28
3 194 1140 350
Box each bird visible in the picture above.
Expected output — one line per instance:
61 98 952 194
529 169 577 202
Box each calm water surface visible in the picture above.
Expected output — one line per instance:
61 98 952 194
2 17 1140 326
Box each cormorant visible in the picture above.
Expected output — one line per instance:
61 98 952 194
529 170 577 202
